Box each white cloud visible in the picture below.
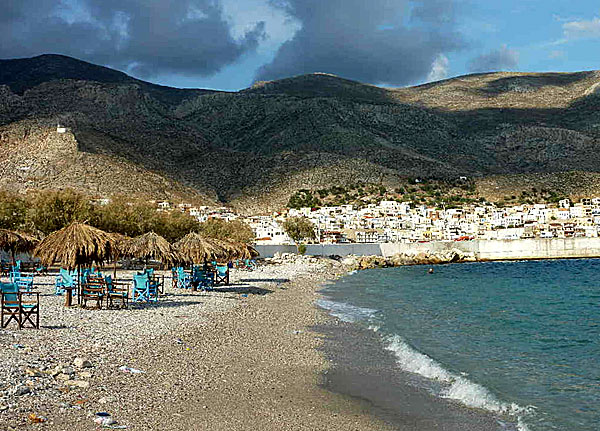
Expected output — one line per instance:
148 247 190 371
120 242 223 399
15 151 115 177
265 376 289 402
563 17 600 39
427 54 449 82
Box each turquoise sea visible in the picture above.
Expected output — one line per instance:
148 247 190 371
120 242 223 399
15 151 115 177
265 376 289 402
318 259 599 431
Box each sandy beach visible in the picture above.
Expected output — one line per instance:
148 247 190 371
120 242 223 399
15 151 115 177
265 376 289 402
1 256 394 430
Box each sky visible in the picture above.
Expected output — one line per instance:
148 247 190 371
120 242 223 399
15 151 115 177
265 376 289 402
1 0 599 91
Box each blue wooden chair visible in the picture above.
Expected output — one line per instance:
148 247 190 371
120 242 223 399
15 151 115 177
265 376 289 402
9 261 21 282
176 267 191 289
1 282 20 328
148 277 159 302
81 275 105 309
1 282 39 329
105 275 129 308
55 268 76 295
193 267 214 291
14 274 34 293
214 265 229 286
132 273 151 303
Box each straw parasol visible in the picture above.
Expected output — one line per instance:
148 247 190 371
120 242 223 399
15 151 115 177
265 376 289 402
0 229 40 265
34 222 115 268
174 233 227 265
221 240 258 261
33 222 115 306
123 231 178 266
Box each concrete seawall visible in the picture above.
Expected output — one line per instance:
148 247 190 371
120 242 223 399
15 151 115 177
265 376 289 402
256 238 600 261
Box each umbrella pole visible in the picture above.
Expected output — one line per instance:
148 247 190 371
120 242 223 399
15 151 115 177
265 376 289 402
77 264 81 305
191 261 197 292
65 266 72 307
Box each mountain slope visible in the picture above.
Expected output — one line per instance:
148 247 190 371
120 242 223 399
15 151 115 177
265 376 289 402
1 54 600 211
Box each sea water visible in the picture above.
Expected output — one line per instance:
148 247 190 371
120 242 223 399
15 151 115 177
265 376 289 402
319 259 600 431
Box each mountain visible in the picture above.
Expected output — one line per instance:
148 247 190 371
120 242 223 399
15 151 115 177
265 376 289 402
1 54 600 211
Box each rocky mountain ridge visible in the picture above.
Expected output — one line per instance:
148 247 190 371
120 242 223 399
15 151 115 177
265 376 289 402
1 54 600 211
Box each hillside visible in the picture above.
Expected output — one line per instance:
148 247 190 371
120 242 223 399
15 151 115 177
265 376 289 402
1 54 600 211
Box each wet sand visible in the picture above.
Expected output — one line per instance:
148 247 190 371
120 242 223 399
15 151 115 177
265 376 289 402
318 322 516 431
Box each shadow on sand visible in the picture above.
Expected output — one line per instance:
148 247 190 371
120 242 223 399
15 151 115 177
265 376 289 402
238 278 290 284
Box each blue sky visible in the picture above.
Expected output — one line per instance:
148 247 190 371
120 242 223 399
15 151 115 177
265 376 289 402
1 0 599 91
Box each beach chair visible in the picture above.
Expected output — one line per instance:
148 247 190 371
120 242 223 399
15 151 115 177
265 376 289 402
14 274 34 293
105 275 129 309
132 273 151 303
1 282 20 329
19 290 40 329
0 282 39 329
214 265 229 286
148 277 160 302
55 268 76 295
176 267 191 289
82 275 105 309
192 267 214 291
9 262 21 282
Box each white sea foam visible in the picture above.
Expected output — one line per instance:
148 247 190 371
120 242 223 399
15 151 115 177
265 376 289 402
316 298 377 323
383 333 532 428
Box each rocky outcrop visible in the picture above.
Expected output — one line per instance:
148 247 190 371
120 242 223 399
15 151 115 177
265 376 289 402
342 249 477 270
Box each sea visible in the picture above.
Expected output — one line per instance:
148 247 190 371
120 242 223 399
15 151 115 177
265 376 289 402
318 259 599 431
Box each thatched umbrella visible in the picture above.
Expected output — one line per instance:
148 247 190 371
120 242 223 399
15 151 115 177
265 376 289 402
33 222 114 306
174 233 228 291
221 240 258 261
123 231 178 267
174 233 227 264
0 229 40 266
242 244 260 260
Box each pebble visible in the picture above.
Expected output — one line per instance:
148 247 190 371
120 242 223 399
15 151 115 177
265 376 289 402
65 380 90 389
13 385 31 396
74 357 93 368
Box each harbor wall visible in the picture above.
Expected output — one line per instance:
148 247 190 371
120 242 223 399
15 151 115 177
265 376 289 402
255 238 600 261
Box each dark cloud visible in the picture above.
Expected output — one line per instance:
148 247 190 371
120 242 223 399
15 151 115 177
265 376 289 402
0 0 265 79
468 45 519 73
256 0 466 85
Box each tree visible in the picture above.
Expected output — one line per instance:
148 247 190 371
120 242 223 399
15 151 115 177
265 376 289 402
92 196 157 237
199 218 254 243
28 189 93 234
0 191 28 230
282 217 316 252
153 210 201 243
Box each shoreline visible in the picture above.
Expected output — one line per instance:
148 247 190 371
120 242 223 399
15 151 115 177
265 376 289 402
1 258 394 430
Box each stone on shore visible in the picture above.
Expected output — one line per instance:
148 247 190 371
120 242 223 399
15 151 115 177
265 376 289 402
73 358 93 369
341 248 478 270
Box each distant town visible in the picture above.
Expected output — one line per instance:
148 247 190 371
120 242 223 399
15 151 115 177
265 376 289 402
151 197 600 245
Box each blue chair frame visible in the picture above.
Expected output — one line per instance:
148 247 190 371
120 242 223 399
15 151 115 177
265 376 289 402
132 274 156 303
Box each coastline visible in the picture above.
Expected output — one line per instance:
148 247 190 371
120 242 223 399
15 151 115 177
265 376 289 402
1 258 394 430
